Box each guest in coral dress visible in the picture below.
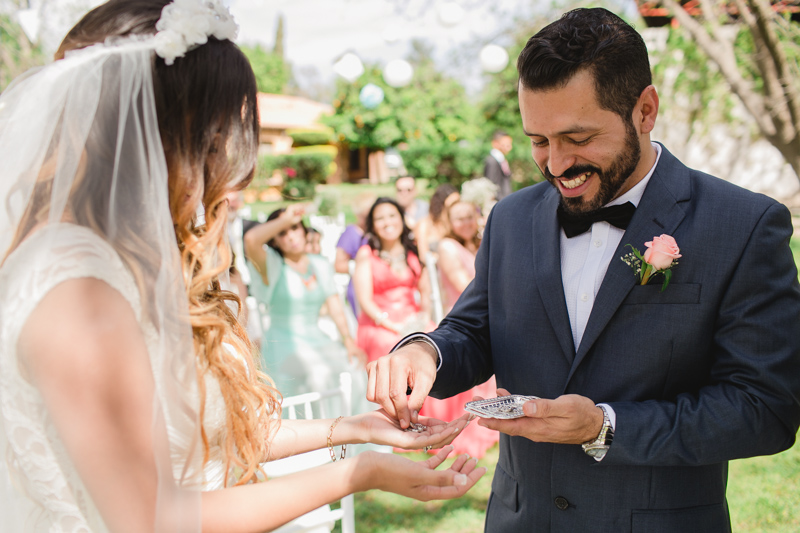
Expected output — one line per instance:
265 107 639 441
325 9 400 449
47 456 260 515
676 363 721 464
421 200 499 458
354 197 432 363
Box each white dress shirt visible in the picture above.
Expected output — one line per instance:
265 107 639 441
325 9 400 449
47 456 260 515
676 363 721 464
561 142 662 432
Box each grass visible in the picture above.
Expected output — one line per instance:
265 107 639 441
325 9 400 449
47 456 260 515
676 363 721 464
350 447 498 533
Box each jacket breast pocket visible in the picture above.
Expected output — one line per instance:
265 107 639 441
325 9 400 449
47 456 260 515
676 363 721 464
623 283 701 305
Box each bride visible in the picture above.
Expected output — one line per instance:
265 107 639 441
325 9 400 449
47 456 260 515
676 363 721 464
0 0 484 531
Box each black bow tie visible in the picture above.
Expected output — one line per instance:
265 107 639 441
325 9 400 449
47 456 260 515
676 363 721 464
557 201 636 238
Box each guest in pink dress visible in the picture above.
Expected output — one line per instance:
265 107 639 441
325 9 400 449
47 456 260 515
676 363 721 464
354 198 432 363
421 200 499 458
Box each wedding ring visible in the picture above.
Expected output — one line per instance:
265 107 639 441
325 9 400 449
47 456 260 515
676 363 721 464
405 423 427 433
423 446 432 452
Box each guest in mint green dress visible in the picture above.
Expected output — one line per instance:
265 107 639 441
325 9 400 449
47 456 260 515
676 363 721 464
243 205 367 403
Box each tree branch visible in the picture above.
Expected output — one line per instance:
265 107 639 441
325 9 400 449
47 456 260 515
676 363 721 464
659 0 776 137
747 0 800 141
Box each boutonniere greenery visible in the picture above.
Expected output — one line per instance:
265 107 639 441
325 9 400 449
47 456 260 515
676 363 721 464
621 234 681 291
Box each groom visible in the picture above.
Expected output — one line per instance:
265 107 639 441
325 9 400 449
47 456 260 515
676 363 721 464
366 8 800 532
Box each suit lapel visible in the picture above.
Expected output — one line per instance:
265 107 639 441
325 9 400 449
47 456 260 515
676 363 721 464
565 146 691 384
532 188 576 364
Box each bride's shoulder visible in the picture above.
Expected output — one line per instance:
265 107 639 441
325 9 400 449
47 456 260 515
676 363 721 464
1 223 138 313
7 223 117 266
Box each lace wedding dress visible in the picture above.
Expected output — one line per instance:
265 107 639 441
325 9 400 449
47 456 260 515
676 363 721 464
0 223 230 531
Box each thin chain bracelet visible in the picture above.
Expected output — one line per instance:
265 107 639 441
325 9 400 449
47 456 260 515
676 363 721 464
327 416 347 461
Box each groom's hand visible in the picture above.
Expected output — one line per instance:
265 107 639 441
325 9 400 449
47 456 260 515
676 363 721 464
366 342 438 429
477 389 603 444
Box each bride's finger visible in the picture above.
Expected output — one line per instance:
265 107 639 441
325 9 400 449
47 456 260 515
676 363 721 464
448 453 471 472
453 457 479 476
423 445 453 469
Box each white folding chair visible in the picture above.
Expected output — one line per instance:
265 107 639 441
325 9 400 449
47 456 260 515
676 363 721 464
425 252 445 324
264 373 356 533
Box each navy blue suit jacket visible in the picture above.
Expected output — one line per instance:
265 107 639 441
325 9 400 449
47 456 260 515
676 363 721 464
428 145 800 532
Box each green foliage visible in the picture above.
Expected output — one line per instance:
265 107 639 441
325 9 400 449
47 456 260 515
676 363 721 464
479 37 544 190
322 43 485 185
240 44 289 94
650 27 740 135
400 140 486 187
287 127 334 147
282 178 315 201
0 14 47 92
253 151 334 199
314 189 341 216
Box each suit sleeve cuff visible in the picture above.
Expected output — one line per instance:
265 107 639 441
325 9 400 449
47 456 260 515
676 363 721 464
391 332 442 372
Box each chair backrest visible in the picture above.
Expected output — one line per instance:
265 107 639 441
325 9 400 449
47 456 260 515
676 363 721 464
281 372 353 421
425 252 445 324
264 373 355 533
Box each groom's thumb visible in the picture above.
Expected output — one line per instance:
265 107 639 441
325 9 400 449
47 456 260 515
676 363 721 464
523 398 548 418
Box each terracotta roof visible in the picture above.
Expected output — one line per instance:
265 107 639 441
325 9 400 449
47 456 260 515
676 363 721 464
257 93 333 131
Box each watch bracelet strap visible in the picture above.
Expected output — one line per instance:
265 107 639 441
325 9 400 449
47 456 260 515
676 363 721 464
582 405 613 452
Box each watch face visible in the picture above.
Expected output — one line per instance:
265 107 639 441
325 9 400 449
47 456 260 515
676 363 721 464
585 446 608 458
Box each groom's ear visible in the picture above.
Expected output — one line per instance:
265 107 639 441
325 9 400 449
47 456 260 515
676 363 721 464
634 85 659 135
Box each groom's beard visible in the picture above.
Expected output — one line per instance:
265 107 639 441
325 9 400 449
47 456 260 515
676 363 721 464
545 123 641 216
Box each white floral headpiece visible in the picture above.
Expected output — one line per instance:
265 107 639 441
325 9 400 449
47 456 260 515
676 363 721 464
154 0 238 65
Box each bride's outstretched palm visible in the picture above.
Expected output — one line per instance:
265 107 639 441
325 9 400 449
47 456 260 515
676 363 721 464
363 446 486 501
355 409 473 450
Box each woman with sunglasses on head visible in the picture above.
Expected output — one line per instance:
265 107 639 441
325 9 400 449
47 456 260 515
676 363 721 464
0 1 483 531
243 204 367 404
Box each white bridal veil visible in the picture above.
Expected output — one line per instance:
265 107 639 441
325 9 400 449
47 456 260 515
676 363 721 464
0 37 203 531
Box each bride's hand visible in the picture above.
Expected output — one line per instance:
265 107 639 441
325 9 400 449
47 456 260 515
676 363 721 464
359 446 486 501
350 409 473 450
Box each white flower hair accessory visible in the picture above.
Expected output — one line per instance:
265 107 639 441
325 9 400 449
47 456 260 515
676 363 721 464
154 0 238 65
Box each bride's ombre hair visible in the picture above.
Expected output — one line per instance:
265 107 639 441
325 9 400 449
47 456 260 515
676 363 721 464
56 0 280 486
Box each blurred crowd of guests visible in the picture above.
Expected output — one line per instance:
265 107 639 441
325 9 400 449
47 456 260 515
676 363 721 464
228 174 502 457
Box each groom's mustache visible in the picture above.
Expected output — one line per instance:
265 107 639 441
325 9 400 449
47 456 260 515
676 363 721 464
545 164 602 181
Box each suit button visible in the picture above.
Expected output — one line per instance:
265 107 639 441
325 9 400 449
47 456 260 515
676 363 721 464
554 496 569 510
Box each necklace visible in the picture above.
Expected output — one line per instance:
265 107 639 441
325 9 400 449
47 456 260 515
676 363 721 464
285 256 317 290
379 249 408 275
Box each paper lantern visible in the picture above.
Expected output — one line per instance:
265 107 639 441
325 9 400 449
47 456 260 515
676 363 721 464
333 53 364 82
359 83 385 109
382 25 402 44
480 44 509 73
438 2 465 27
383 59 413 88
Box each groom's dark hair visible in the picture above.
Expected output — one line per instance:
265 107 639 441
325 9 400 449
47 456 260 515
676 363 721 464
517 8 651 122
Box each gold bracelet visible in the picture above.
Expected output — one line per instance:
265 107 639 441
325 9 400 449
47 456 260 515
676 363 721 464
327 416 347 462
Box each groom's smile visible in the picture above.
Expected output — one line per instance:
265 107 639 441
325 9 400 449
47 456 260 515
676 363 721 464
519 69 652 215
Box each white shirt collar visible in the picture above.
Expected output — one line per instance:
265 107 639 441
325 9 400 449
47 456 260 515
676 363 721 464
490 148 506 163
608 141 662 208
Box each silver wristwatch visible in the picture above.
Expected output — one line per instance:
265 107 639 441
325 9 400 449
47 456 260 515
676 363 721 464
581 405 613 460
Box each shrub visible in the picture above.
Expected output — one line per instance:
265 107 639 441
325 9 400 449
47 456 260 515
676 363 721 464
400 140 487 188
253 150 336 195
287 128 334 147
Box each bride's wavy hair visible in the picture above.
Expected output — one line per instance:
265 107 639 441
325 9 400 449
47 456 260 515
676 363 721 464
53 0 280 486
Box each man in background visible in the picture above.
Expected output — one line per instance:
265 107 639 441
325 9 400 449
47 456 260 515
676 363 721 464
394 175 429 231
484 130 513 200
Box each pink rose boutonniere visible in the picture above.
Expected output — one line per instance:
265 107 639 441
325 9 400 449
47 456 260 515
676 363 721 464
621 234 681 291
